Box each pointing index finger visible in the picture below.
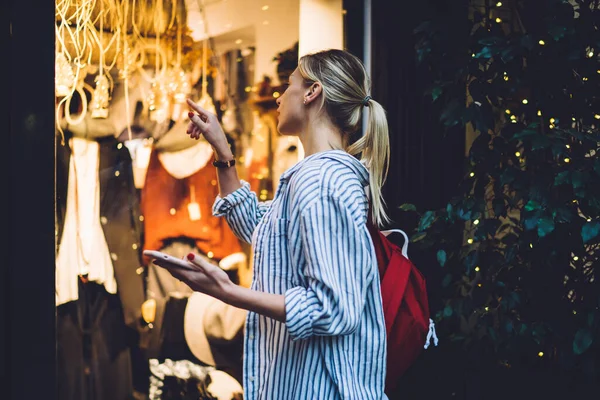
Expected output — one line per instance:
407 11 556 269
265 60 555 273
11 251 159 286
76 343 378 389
186 98 210 119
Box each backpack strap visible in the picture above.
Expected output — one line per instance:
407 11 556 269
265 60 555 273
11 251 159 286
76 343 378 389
381 229 409 259
380 249 411 335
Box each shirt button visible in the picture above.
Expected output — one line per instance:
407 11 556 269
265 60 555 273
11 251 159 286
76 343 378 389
249 376 255 382
255 251 260 258
249 334 255 340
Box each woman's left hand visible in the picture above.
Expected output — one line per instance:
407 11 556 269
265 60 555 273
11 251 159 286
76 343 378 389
153 253 233 301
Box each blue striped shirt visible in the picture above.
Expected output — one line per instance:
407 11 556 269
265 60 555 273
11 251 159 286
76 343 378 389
213 150 387 400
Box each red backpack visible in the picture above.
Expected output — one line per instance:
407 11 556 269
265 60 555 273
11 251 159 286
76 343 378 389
366 222 439 393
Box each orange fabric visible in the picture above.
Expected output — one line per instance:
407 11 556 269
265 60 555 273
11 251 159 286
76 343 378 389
141 147 242 265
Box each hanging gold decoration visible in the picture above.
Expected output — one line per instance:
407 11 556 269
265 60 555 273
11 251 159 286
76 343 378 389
90 74 110 118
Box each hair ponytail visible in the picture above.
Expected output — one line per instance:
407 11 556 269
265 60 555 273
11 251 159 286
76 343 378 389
298 49 391 227
347 99 391 227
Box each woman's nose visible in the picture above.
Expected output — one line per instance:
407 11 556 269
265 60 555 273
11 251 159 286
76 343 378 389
276 96 281 106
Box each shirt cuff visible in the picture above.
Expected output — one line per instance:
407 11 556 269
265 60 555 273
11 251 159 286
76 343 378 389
212 180 252 217
285 286 316 340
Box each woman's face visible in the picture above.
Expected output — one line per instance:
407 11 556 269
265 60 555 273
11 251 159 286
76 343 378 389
275 69 308 135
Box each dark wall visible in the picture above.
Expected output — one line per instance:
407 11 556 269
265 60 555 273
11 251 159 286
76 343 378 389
7 0 57 399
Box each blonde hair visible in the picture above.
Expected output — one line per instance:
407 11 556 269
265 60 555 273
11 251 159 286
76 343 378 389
298 49 391 227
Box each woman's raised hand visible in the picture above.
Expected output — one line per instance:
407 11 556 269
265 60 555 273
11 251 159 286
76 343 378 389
186 98 231 158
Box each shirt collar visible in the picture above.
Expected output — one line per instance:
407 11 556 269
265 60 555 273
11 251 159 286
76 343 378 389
279 150 369 187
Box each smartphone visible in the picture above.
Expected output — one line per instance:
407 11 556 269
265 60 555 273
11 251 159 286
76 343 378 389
144 250 197 271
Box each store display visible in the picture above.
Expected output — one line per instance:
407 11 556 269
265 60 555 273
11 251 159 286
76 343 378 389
55 1 302 398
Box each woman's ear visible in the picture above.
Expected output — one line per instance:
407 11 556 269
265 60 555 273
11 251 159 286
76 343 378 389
304 82 322 105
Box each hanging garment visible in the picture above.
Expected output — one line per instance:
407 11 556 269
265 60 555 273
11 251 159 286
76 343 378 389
56 279 134 400
140 143 243 265
56 137 117 306
56 133 147 397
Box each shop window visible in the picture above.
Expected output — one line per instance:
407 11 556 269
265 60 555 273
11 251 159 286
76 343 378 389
53 0 346 399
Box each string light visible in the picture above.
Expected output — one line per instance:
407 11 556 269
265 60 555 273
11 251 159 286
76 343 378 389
537 110 542 116
473 219 480 225
496 1 502 6
594 114 600 120
539 40 545 46
529 243 533 248
587 50 594 58
469 172 475 177
522 99 528 104
564 158 570 163
484 306 489 311
566 144 570 148
467 238 474 244
587 218 592 222
475 266 480 272
505 109 511 114
495 17 502 23
550 118 556 123
538 352 544 357
573 256 579 261
515 151 521 157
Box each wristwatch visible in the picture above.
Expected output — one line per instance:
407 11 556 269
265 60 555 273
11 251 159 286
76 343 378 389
212 158 236 168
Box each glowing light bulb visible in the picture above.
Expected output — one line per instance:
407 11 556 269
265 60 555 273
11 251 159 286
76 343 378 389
594 114 600 120
469 172 475 177
473 219 480 225
539 40 545 46
505 109 511 114
475 266 480 272
495 17 502 23
515 151 521 157
538 352 544 357
537 110 542 116
148 80 170 123
496 1 502 5
550 118 556 123
167 67 191 104
522 99 528 104
467 238 474 244
573 256 579 261
564 158 570 163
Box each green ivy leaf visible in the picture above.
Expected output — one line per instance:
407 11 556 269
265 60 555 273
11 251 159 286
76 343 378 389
531 135 552 150
573 328 593 355
418 211 436 232
399 203 417 212
581 221 600 244
443 305 453 318
554 171 570 186
432 86 443 101
525 200 541 212
537 217 555 238
437 249 447 267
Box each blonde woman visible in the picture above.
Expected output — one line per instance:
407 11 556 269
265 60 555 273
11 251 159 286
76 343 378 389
148 49 391 399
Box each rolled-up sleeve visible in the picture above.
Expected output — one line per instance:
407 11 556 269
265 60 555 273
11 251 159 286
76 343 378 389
212 180 271 244
285 192 371 340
